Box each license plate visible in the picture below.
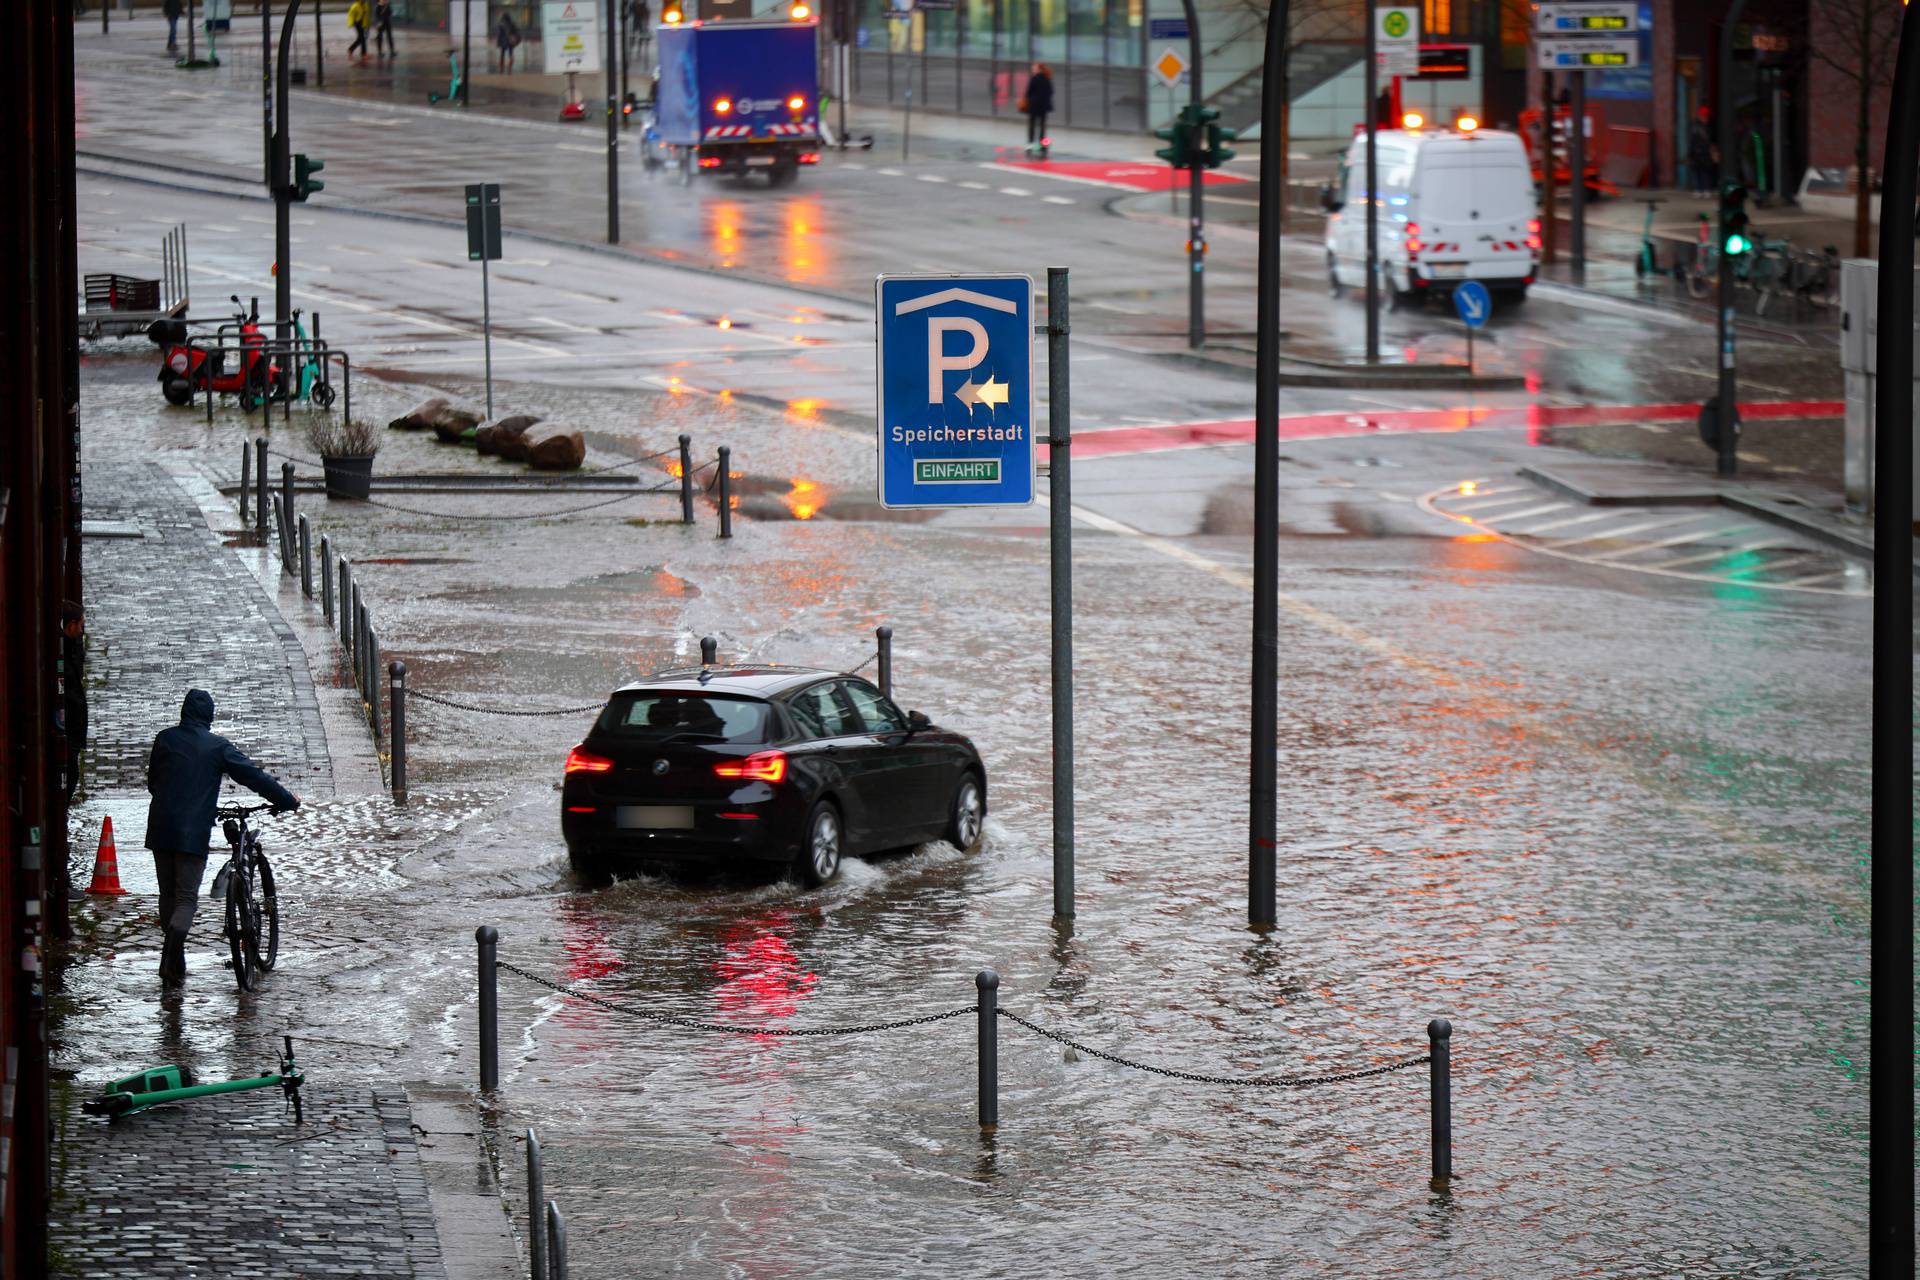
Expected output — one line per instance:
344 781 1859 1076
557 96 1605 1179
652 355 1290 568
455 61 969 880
617 805 694 830
745 156 776 167
1428 263 1468 278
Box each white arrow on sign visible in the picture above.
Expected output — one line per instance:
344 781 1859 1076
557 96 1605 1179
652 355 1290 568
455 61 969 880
1457 291 1487 324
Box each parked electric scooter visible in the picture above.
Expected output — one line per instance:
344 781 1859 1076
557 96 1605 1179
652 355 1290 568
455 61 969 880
148 295 276 412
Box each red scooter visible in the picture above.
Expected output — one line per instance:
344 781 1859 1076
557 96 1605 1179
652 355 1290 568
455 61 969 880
148 295 277 412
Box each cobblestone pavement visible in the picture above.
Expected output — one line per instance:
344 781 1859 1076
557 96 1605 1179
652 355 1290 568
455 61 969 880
52 1084 445 1280
80 460 333 798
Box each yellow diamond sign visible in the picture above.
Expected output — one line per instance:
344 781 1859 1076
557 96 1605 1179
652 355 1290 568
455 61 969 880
1152 47 1188 89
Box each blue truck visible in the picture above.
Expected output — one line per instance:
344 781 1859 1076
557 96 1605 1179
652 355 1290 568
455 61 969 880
654 19 823 185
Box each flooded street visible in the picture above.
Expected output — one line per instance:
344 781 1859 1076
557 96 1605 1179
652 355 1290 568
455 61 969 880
60 324 1874 1276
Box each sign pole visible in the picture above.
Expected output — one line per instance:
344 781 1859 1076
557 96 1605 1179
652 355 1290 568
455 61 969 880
1363 0 1379 365
1570 69 1586 284
1046 266 1074 921
467 183 501 418
1715 0 1750 478
1180 0 1203 349
482 252 494 419
607 0 620 243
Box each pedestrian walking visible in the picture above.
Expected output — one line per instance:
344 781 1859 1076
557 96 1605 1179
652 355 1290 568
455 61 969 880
1021 62 1054 159
496 11 521 73
1688 108 1717 198
347 0 370 60
144 690 299 985
374 0 395 58
162 0 183 53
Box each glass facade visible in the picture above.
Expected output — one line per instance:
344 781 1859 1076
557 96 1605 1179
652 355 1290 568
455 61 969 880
850 0 1148 131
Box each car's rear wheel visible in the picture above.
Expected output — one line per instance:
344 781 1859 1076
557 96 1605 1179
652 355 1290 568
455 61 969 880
567 846 612 883
945 773 984 851
796 802 842 886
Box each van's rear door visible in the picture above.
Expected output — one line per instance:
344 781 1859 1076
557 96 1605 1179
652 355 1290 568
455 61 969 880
1415 144 1537 284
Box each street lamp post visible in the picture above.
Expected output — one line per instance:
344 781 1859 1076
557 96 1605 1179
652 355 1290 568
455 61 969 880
1179 0 1204 348
273 1 304 334
1362 0 1378 364
607 0 621 243
1714 0 1750 478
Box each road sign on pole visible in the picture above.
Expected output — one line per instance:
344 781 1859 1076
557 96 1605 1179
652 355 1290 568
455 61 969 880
1537 38 1639 68
1151 45 1188 89
1452 280 1488 374
466 183 502 417
1536 2 1637 32
875 274 1035 508
1376 5 1418 78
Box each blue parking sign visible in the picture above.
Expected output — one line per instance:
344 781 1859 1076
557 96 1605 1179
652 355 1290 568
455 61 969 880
876 274 1035 508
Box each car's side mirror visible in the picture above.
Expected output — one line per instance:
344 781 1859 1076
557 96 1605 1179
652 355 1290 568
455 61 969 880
1319 182 1343 213
907 710 931 732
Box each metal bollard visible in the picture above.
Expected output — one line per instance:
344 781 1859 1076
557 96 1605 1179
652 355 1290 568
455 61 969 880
240 439 252 522
255 438 269 541
367 630 383 739
320 535 334 621
338 560 353 648
476 926 499 1091
350 586 364 688
280 462 296 575
678 434 694 524
298 515 313 597
1429 1018 1452 1184
545 1200 569 1280
700 635 717 667
876 626 893 699
389 660 407 803
976 968 999 1130
526 1129 546 1280
269 495 282 562
717 446 732 538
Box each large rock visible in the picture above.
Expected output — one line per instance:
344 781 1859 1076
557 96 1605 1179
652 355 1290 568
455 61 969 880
475 414 542 457
429 400 487 444
388 396 449 431
522 422 586 471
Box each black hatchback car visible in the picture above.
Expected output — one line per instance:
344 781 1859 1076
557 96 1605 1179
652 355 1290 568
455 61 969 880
561 666 986 885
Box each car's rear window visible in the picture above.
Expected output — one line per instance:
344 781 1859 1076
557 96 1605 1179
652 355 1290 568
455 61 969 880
599 693 771 744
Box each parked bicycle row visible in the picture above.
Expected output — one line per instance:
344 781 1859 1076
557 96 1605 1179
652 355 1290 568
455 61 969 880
1634 199 1840 318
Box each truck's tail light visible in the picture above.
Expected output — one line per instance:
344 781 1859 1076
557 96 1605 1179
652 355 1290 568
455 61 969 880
787 94 806 112
1404 221 1422 257
715 751 787 783
699 156 722 169
565 746 614 774
714 97 733 114
798 152 821 164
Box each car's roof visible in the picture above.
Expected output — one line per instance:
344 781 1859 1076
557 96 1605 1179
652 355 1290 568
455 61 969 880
613 665 850 698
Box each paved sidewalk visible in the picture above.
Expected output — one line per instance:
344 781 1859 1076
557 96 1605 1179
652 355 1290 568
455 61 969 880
52 1086 447 1279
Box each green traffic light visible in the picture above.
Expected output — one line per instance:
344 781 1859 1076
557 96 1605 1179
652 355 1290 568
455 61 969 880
1725 233 1750 256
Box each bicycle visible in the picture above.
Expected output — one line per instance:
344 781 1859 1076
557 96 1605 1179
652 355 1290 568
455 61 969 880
1743 236 1796 316
1792 243 1841 310
213 802 286 993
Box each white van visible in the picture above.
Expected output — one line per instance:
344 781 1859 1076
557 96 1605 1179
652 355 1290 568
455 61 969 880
1322 125 1540 308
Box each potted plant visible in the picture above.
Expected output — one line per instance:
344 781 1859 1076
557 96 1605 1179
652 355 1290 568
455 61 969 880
307 416 380 501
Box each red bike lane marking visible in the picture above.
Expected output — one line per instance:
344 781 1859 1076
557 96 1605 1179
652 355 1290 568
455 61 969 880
990 159 1254 192
1054 400 1844 461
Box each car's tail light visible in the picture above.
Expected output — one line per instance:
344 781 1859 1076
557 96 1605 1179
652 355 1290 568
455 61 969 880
715 751 787 783
1526 217 1542 252
565 746 614 774
1404 221 1422 257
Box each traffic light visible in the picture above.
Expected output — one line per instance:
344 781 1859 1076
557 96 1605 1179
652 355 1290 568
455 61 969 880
292 153 325 202
1204 119 1238 169
1155 118 1192 169
1720 182 1750 257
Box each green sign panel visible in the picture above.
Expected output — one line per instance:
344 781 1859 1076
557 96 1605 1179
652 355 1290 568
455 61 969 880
1382 10 1409 37
915 458 1001 484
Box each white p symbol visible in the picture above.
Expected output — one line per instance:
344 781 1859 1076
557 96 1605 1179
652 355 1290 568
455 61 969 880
927 317 988 404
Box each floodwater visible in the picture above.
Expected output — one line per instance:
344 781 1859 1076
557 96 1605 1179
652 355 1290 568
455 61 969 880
61 359 1876 1278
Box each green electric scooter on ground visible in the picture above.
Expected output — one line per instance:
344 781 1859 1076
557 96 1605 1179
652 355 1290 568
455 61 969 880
83 1036 304 1124
428 49 463 105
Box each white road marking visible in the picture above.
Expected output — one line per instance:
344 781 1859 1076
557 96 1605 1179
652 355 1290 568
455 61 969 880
501 258 552 267
1043 195 1075 205
349 115 406 128
1585 524 1742 561
875 167 904 176
1544 512 1711 549
1453 494 1552 513
1501 509 1622 536
204 224 240 233
556 143 605 154
917 174 948 183
958 180 990 190
332 244 375 256
999 186 1031 197
843 161 867 170
532 315 604 335
404 258 455 271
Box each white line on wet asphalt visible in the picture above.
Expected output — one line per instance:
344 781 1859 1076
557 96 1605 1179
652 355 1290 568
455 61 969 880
404 258 455 271
556 143 604 154
1584 524 1738 561
999 187 1031 197
532 316 604 335
332 244 375 256
1545 513 1710 548
1043 196 1075 205
917 174 948 183
958 181 990 190
875 167 904 176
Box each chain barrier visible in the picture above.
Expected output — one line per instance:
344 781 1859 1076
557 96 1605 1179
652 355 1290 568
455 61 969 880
498 959 978 1037
359 489 669 521
996 1009 1431 1089
407 689 607 718
265 444 327 467
844 650 878 676
698 459 724 494
578 444 680 476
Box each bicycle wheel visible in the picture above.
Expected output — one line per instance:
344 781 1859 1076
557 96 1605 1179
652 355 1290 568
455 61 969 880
225 863 254 992
250 852 281 973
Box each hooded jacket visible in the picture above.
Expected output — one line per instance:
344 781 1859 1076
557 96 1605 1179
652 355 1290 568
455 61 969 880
145 690 298 856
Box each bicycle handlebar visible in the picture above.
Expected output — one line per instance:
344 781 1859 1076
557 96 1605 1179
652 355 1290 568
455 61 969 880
216 802 286 819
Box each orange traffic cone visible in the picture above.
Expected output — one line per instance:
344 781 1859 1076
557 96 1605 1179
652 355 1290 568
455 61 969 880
87 817 128 896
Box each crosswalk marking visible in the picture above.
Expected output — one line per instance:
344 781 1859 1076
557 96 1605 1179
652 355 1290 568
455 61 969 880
1545 513 1709 549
